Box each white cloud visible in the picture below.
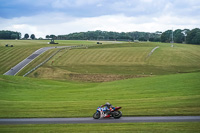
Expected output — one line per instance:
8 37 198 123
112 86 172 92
1 11 199 38
4 24 43 37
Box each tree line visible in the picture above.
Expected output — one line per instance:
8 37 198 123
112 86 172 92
48 28 200 44
1 28 200 44
0 31 36 40
0 30 21 39
161 28 200 44
53 30 162 42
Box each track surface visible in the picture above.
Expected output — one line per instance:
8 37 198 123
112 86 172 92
1 116 200 125
3 46 71 76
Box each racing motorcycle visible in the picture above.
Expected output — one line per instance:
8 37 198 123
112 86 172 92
93 106 122 119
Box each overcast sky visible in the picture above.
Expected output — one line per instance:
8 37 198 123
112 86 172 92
0 0 200 38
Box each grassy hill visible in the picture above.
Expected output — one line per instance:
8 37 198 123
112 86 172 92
0 40 199 118
25 42 200 82
0 40 101 75
0 72 199 118
2 40 199 81
0 40 199 132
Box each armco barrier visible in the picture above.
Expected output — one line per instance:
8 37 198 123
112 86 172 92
23 48 63 77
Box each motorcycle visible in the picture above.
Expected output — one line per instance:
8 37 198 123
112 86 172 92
93 106 122 119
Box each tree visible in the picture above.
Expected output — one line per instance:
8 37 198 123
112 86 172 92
24 33 29 39
192 32 200 44
173 29 184 43
139 37 146 41
30 34 35 39
50 34 56 39
181 29 190 43
11 34 18 39
186 28 200 44
46 35 50 39
0 30 21 39
161 30 172 43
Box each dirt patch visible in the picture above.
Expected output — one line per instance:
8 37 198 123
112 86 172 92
29 67 150 82
69 74 149 82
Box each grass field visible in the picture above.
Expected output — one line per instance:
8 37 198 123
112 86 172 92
25 42 200 82
0 122 200 133
1 40 199 81
0 72 199 118
0 40 102 75
0 40 200 132
0 40 200 118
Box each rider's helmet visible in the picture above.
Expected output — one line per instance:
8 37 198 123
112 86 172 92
105 102 110 105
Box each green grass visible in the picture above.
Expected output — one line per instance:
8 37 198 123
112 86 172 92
0 41 200 117
0 122 200 133
26 42 200 81
2 40 199 80
147 44 200 71
0 40 107 75
0 40 98 47
0 46 39 74
45 47 151 75
0 72 199 118
0 41 200 132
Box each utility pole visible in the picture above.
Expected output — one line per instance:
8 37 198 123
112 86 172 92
171 28 174 43
171 28 174 47
182 30 187 43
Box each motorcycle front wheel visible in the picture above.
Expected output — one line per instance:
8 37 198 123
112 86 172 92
93 111 100 119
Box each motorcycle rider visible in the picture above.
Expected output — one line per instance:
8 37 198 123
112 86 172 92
101 102 114 115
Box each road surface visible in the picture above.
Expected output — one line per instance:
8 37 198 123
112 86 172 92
0 116 200 125
3 46 71 76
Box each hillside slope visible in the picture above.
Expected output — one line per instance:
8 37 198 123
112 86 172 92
0 72 199 118
27 42 200 81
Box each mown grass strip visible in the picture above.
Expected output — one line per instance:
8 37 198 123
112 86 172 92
32 42 200 80
0 122 200 133
0 47 40 74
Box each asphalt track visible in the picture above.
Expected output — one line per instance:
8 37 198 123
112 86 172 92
3 46 71 76
0 116 200 125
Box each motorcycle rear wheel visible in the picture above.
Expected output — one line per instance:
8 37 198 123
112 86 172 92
93 111 100 119
113 111 122 119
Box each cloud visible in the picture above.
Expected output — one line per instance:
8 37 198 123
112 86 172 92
0 0 199 38
1 12 199 38
1 0 200 18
